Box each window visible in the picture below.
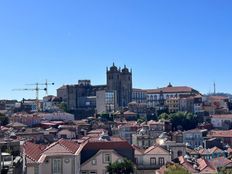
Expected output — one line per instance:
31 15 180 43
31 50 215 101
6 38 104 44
103 153 111 163
150 158 156 165
34 166 39 174
158 157 165 165
92 159 97 165
52 159 62 174
90 171 97 174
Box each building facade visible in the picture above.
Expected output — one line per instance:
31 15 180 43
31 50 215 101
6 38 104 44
96 90 117 114
57 80 106 118
107 63 132 107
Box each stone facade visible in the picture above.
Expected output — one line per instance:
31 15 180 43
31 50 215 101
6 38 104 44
107 63 132 107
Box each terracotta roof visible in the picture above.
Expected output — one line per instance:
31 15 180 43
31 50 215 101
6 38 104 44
23 142 46 163
178 156 198 173
211 114 232 119
83 136 132 150
123 111 136 115
132 144 144 155
186 148 199 155
7 122 27 127
57 129 75 135
208 96 229 100
144 145 169 155
198 147 223 155
147 120 164 125
209 157 232 168
209 130 232 138
0 126 9 131
43 139 80 155
197 158 216 172
146 86 197 94
24 139 80 164
227 147 232 154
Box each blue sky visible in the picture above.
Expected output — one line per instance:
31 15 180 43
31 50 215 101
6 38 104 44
0 0 232 100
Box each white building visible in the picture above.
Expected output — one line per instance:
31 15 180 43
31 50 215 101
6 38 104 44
23 140 81 174
39 112 74 122
211 114 232 129
145 84 200 108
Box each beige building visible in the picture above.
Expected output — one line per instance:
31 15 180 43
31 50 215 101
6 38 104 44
23 139 81 174
165 97 180 113
133 145 171 174
81 149 124 174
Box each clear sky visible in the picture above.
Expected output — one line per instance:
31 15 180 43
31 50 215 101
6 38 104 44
0 0 232 100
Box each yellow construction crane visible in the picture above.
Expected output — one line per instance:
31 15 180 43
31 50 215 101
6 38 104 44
26 80 55 95
12 83 47 111
12 80 54 111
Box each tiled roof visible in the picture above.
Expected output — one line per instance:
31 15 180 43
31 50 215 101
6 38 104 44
178 156 198 173
132 144 144 155
123 111 136 115
43 139 80 155
146 86 197 94
198 147 223 155
144 145 169 155
23 142 46 163
7 122 27 127
147 120 163 125
82 136 132 150
211 114 232 119
208 96 229 100
209 130 232 138
209 157 232 168
197 158 216 172
24 139 80 164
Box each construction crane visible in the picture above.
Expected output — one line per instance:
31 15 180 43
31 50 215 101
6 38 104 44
12 83 47 111
26 80 55 95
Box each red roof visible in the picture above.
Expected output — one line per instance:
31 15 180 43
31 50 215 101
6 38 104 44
209 157 232 168
83 136 132 150
24 139 80 164
146 86 196 94
211 114 232 119
144 145 169 155
123 111 136 115
198 147 223 155
209 130 232 138
23 142 46 162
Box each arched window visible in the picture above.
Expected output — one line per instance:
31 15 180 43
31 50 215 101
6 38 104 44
154 95 157 100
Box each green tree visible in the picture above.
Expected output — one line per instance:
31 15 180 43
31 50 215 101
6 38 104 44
159 112 198 131
165 164 190 174
159 113 170 120
218 167 232 174
106 159 134 174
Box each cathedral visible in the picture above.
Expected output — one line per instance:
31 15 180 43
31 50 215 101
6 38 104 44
107 63 132 107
